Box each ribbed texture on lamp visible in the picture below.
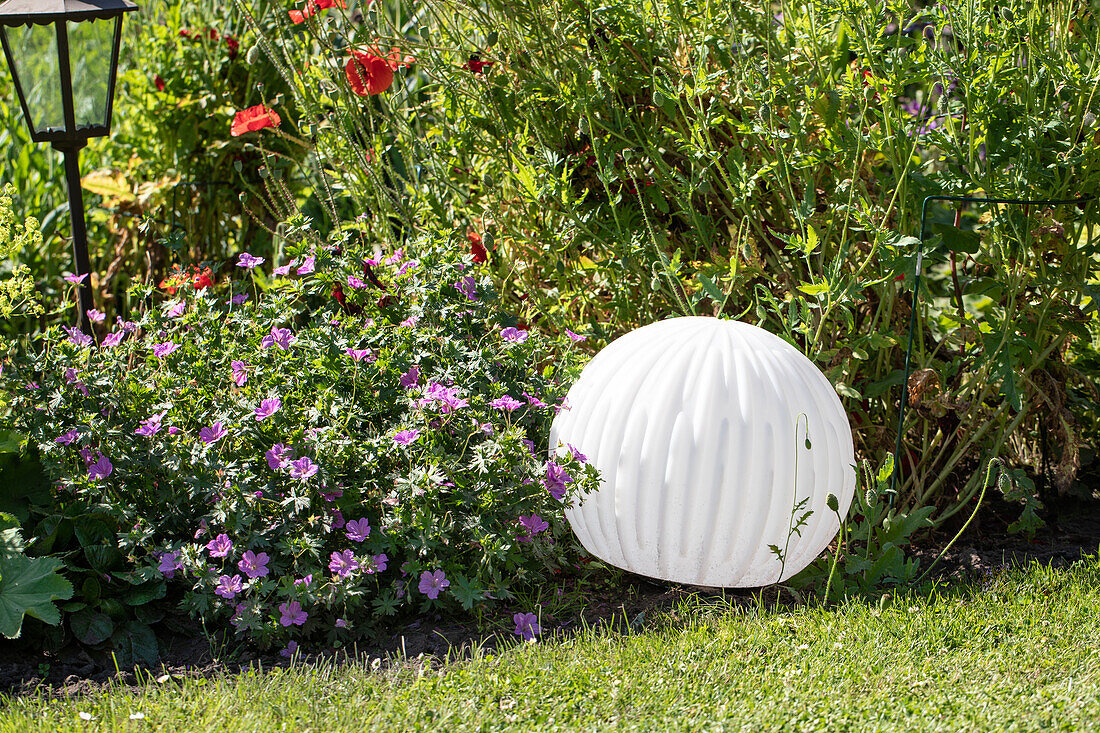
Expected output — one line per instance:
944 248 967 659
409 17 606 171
550 317 856 587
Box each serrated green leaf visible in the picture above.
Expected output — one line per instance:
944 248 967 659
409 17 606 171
0 554 73 639
70 608 115 646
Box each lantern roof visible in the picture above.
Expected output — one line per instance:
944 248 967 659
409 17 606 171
0 0 137 24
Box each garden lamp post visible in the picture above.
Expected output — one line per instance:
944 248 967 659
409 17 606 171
0 0 138 333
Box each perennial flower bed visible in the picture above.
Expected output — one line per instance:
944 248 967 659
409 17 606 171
2 235 597 655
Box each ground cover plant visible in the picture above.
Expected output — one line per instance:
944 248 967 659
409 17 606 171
2 555 1099 731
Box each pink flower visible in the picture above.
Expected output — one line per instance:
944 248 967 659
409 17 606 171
254 397 281 421
152 341 179 358
523 391 547 408
158 551 182 579
273 263 294 276
392 429 420 445
289 456 318 481
513 612 540 641
565 329 587 343
63 326 93 348
544 461 572 501
103 332 125 348
215 574 243 599
64 273 89 284
370 554 388 573
206 533 233 558
294 574 313 587
345 518 371 542
231 360 248 387
418 569 449 599
238 550 270 579
199 422 229 445
87 454 113 481
328 549 359 578
399 366 420 389
237 252 265 269
345 348 372 362
347 275 367 290
296 256 316 276
453 276 477 301
490 395 523 412
86 309 105 323
335 618 348 628
278 600 308 627
517 514 549 542
165 300 186 318
568 444 588 463
261 325 295 350
55 429 79 446
135 411 168 437
266 443 292 470
500 327 528 343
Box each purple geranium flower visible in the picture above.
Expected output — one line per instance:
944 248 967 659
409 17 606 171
238 550 270 579
345 348 372 362
294 574 313 587
266 443 292 470
523 391 547 408
371 554 388 573
135 411 168 437
55 429 79 446
279 600 308 627
513 612 541 641
231 360 248 387
254 397 281 421
453 276 477 301
152 341 179 358
165 300 186 318
215 574 243 599
569 444 588 463
237 252 265 269
565 329 587 342
544 461 572 501
206 533 233 558
417 382 469 413
418 569 450 599
517 514 549 542
199 422 229 445
296 256 316 276
102 331 124 348
345 519 371 542
87 454 112 481
230 293 249 305
86 309 105 323
490 395 524 412
158 551 182 579
261 325 294 350
63 326 94 348
328 550 359 578
279 641 299 658
273 263 294 276
399 366 420 389
392 429 420 446
500 327 528 343
64 273 88 284
289 456 318 481
347 275 367 290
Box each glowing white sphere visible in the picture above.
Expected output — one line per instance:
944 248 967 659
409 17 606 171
550 317 855 587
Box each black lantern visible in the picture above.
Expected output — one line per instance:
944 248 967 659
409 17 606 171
0 0 138 332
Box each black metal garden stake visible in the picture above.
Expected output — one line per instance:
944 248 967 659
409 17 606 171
889 193 1095 506
0 0 138 333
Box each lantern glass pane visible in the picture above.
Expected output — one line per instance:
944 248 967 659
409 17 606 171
67 18 115 130
5 23 64 134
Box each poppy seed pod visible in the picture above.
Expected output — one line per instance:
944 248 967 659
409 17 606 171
550 317 856 587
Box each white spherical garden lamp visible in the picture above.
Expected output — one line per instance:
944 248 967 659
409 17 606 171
550 317 856 587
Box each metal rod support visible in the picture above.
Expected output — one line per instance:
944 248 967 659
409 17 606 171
58 143 94 335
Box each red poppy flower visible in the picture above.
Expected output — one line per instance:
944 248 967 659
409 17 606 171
462 54 494 74
230 104 281 137
345 51 394 96
468 230 487 263
154 75 166 92
289 0 347 24
224 35 240 59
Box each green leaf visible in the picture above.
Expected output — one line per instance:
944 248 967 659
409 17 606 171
449 573 485 611
797 280 830 297
0 553 73 639
70 608 115 646
696 273 724 303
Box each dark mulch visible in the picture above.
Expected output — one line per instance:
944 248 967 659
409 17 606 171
3 495 1098 700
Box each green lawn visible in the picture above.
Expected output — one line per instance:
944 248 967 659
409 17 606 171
3 556 1099 732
